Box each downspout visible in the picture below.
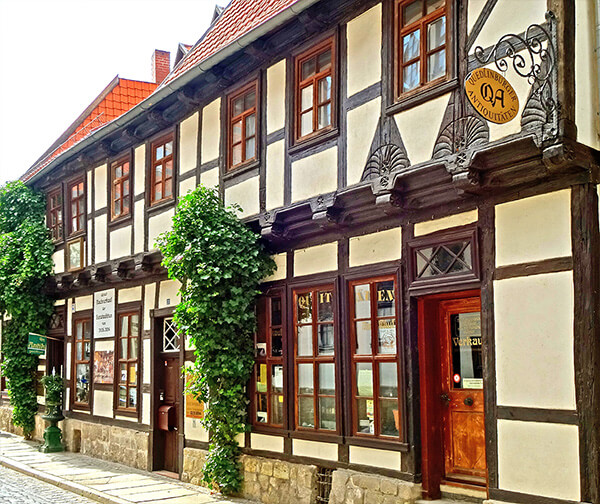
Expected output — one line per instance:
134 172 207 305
595 0 600 136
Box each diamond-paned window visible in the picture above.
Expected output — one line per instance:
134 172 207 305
408 226 480 290
163 318 180 352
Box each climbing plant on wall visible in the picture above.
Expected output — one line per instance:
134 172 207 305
0 181 55 437
158 185 274 494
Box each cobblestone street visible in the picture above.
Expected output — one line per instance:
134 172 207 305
0 465 97 504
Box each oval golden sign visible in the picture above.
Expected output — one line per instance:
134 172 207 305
465 68 519 124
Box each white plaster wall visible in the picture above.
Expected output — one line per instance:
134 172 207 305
134 200 144 254
87 219 92 266
52 250 65 274
347 97 381 186
495 190 571 266
94 339 113 352
294 242 338 277
142 393 151 425
263 253 287 282
349 446 401 471
114 415 136 422
179 111 199 174
467 0 486 34
469 0 546 53
158 279 181 309
494 271 576 410
118 286 142 304
67 300 72 337
201 98 221 164
144 283 156 331
394 93 450 165
497 420 580 501
224 176 260 217
66 342 71 379
143 339 151 384
148 208 174 250
95 214 107 264
74 295 93 312
93 390 113 418
414 209 478 237
349 227 401 267
267 60 286 134
134 144 146 196
94 164 108 210
346 4 382 97
86 170 93 213
179 177 196 197
292 439 337 461
109 225 131 260
250 433 284 453
185 416 209 442
266 140 285 210
576 0 600 150
201 167 219 190
291 147 337 202
54 299 65 306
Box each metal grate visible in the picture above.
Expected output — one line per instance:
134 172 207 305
315 466 334 503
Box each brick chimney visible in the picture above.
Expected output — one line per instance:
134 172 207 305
152 49 170 85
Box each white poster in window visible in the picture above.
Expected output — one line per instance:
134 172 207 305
94 289 115 339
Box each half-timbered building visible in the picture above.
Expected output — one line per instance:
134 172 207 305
1 0 599 503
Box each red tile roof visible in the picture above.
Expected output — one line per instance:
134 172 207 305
22 78 157 182
162 0 301 87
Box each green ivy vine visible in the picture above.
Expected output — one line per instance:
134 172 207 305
158 186 274 494
0 181 54 437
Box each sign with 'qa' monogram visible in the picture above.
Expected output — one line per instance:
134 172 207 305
465 67 519 125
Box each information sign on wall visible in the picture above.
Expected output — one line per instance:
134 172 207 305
94 289 115 338
465 67 519 124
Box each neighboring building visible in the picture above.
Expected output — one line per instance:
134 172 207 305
0 1 599 503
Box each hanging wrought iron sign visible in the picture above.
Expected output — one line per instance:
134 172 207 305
465 68 519 124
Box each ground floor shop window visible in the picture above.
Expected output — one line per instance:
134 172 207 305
116 312 140 411
73 318 91 406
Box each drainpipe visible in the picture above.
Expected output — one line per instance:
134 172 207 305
595 0 600 135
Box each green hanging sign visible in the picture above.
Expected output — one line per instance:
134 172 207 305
27 333 46 356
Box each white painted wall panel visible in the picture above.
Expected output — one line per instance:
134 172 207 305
94 164 108 210
347 98 381 186
292 439 337 461
349 227 401 267
134 200 144 254
134 144 146 196
94 214 107 263
498 420 580 501
349 446 401 470
118 286 142 304
414 210 478 237
291 147 337 202
109 225 131 260
494 271 576 409
495 190 571 266
158 279 181 309
251 433 284 453
179 111 199 174
266 140 285 210
201 98 221 164
294 243 338 277
267 60 286 134
52 250 64 274
263 253 287 282
179 176 196 197
224 176 260 217
93 390 113 418
142 393 151 425
148 208 174 251
201 167 219 190
346 4 382 96
74 295 93 312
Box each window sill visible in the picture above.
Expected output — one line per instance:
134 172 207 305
67 230 86 241
223 159 260 181
108 213 132 228
147 198 175 216
386 78 458 115
289 127 339 156
114 408 138 418
345 435 409 452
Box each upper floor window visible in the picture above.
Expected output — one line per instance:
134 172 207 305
47 189 63 242
68 179 85 235
396 0 447 96
151 135 174 205
111 158 131 220
294 37 335 143
228 82 258 171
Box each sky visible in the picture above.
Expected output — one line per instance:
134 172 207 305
0 0 220 186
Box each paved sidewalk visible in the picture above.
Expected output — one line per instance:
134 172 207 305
0 431 255 504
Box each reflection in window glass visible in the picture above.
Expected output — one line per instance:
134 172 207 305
450 312 483 389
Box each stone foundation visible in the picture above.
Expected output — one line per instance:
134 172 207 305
0 404 46 440
328 469 421 504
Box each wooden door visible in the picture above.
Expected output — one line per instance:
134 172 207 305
439 297 486 486
154 356 180 474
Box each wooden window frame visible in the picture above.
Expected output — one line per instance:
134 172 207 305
66 236 85 272
115 309 141 414
252 291 285 428
150 133 175 207
47 187 64 243
349 275 403 440
72 316 92 410
110 156 132 221
67 177 85 236
293 284 338 434
293 36 337 145
227 81 259 172
394 0 449 100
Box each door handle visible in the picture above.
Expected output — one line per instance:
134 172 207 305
440 393 451 406
464 396 474 406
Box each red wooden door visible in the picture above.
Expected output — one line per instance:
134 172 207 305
439 297 486 486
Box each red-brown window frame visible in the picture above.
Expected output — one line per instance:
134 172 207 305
349 275 402 439
293 284 338 433
72 316 92 409
294 36 336 144
47 188 63 242
150 134 174 206
110 157 131 220
395 0 448 99
253 292 285 428
68 178 85 236
115 310 140 413
227 81 258 172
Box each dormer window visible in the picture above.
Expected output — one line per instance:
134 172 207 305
396 0 447 97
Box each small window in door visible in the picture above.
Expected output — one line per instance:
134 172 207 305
450 312 483 390
163 318 180 352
